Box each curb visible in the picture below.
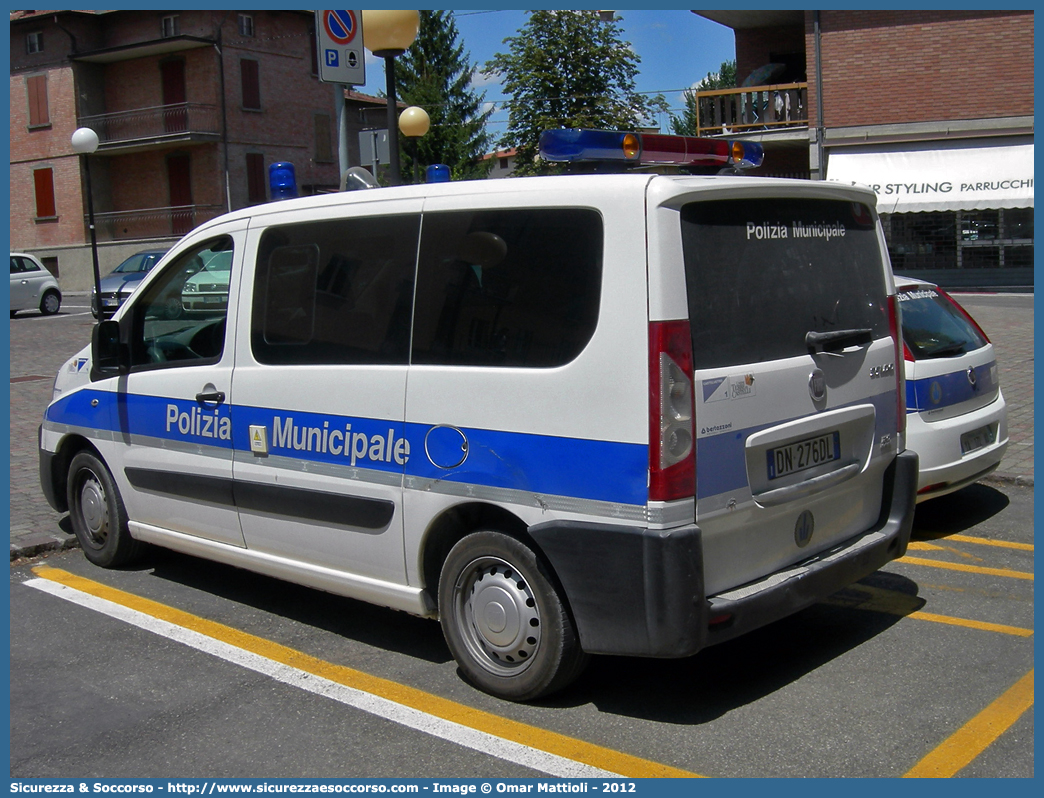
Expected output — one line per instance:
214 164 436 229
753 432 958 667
981 471 1034 489
10 531 78 562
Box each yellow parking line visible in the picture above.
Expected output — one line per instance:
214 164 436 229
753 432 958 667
32 566 699 778
908 611 1033 638
823 585 1033 637
899 556 1033 581
906 541 945 551
904 670 1034 778
947 534 1034 552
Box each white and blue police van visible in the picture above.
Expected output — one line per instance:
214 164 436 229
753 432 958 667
40 130 917 701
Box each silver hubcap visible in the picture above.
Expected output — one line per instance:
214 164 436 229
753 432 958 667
78 472 108 546
43 294 59 313
455 556 541 676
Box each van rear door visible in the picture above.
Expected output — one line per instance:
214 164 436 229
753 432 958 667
678 190 901 596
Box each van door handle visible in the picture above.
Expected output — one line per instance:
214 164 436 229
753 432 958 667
195 390 226 406
805 328 872 354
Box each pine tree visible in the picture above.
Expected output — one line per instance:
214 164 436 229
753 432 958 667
484 10 660 175
393 10 494 182
672 60 737 136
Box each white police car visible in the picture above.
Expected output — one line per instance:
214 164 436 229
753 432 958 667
40 129 917 701
896 276 1008 501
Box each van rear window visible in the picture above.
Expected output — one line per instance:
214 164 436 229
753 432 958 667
681 198 889 370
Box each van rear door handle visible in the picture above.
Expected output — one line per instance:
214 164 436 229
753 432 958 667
805 328 872 354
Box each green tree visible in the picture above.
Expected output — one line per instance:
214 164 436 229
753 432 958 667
394 10 494 182
484 10 662 175
671 59 737 136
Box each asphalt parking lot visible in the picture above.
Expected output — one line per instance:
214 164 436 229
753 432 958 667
8 291 1034 778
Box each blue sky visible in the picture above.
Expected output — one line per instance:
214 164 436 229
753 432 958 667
354 10 737 135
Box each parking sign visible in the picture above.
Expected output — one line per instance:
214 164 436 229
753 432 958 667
315 10 365 85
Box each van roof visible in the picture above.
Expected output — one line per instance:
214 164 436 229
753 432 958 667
193 173 880 235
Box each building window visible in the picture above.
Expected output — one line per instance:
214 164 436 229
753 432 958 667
26 32 43 54
161 15 180 38
33 167 56 219
238 14 255 37
26 74 49 128
314 114 333 163
246 153 267 204
882 209 1034 275
241 59 261 110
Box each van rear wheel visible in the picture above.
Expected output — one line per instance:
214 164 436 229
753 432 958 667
439 531 587 701
67 451 143 568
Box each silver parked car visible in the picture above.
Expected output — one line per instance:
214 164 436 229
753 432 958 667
91 249 168 318
10 252 61 316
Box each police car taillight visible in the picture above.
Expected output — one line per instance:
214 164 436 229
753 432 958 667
888 295 907 436
539 129 764 169
649 320 696 502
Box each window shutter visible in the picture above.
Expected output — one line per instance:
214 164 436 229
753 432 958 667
241 60 261 109
246 153 266 203
34 168 56 218
27 74 49 127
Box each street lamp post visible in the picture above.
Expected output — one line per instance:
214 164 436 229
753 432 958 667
362 10 420 186
71 127 103 319
398 105 430 183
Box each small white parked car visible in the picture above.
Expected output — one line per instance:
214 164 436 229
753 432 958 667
10 252 61 316
896 276 1009 502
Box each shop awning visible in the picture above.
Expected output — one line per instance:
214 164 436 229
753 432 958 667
826 138 1034 213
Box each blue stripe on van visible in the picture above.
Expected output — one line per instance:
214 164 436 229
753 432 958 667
46 391 649 507
695 390 899 500
906 361 996 412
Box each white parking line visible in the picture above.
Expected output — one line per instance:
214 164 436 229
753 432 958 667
24 574 629 778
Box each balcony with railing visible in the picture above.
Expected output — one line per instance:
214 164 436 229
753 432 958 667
77 103 221 152
87 204 226 241
692 83 808 137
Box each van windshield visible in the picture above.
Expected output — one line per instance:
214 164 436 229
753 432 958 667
680 197 889 370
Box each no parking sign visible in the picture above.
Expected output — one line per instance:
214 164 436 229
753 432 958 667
315 10 365 85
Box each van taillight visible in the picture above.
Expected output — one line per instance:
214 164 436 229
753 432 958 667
649 320 695 502
888 295 906 435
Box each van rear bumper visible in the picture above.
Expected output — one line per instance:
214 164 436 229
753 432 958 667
528 450 918 658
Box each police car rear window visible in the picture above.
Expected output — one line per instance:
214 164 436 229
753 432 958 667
680 198 888 370
897 286 987 359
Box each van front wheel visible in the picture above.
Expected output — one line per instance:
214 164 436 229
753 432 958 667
439 531 587 701
67 451 143 568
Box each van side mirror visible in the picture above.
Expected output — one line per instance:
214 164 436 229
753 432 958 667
91 319 127 378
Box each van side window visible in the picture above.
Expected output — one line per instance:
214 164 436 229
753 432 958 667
411 208 602 368
251 215 420 365
130 237 234 368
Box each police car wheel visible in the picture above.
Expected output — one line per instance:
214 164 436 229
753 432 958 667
439 531 587 702
67 451 143 568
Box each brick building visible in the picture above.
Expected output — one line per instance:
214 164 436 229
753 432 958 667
10 10 385 291
697 10 1034 288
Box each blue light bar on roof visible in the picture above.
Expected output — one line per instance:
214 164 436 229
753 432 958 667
538 129 764 169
